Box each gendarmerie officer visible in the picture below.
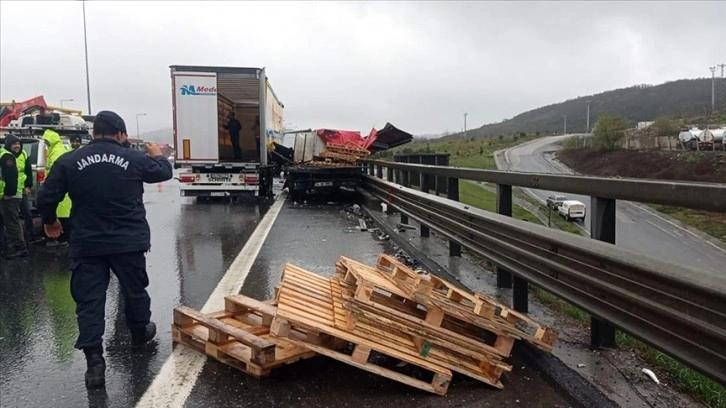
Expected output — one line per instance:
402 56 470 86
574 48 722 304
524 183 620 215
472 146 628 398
36 111 173 388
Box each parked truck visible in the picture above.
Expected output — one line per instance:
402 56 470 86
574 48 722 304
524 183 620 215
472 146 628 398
275 124 413 201
170 65 284 198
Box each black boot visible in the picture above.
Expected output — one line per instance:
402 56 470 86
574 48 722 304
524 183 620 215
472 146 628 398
131 322 157 348
84 351 106 388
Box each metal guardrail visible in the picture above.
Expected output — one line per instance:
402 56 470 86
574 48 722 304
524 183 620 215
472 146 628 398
365 160 726 212
359 163 726 385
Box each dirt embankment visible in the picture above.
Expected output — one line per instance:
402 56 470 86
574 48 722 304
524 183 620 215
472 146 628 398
558 148 726 183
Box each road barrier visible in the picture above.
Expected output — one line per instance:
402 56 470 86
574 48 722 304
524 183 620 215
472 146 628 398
360 160 726 385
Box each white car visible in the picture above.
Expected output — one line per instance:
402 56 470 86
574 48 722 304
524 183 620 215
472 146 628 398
558 200 587 221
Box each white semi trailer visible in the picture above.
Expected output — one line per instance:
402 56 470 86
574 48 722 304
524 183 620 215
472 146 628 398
170 65 284 198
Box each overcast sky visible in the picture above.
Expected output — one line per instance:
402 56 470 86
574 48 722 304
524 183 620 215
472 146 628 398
1 1 724 137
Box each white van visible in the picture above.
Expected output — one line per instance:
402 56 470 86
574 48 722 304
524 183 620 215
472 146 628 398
558 200 587 221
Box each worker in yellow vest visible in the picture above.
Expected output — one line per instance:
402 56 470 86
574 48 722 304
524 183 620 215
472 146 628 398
14 136 40 244
0 135 29 258
42 130 72 246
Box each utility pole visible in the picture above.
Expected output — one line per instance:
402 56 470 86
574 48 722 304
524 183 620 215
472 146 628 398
710 66 716 113
719 63 725 78
464 113 468 139
563 115 567 134
136 113 147 139
586 101 591 133
82 0 92 115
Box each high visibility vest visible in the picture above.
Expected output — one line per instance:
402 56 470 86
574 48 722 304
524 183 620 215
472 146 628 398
16 150 28 195
0 148 12 195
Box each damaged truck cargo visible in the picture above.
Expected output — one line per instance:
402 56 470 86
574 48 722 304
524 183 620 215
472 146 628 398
274 123 413 200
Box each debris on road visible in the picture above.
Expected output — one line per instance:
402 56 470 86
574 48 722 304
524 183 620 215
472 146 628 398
172 254 558 396
358 219 368 232
642 368 660 385
396 223 418 231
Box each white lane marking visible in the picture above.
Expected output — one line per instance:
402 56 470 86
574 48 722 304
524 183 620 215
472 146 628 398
135 192 288 408
632 203 726 254
644 219 681 240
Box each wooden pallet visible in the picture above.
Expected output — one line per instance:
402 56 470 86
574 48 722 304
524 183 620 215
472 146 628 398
337 256 516 358
376 254 496 318
172 295 316 377
299 160 359 168
318 150 360 164
272 263 453 396
376 255 558 352
334 277 508 388
324 142 371 158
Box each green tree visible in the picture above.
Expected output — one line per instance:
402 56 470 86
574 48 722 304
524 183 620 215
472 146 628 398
651 117 679 136
593 114 629 151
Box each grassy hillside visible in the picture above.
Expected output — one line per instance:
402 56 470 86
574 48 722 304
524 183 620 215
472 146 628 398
377 133 537 170
447 78 726 138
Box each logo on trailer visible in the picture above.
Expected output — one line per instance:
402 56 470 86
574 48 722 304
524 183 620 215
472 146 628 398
180 85 217 96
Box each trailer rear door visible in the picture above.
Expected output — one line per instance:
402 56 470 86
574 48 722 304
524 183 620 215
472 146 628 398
172 71 219 163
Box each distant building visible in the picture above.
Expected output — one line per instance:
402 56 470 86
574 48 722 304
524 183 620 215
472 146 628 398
637 121 655 130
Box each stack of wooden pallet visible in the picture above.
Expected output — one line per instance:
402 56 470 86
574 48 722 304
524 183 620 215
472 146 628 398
171 254 558 396
317 142 371 164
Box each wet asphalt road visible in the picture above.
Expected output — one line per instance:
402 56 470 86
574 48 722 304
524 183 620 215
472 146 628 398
1 180 264 408
501 135 726 276
0 179 574 408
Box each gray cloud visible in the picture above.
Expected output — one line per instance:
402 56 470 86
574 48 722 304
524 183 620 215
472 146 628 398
1 1 724 137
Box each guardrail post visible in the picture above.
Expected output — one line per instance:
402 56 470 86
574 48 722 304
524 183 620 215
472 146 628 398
496 184 514 289
447 177 461 257
386 166 393 182
375 164 383 179
420 172 430 238
400 170 410 225
368 163 374 176
590 196 617 348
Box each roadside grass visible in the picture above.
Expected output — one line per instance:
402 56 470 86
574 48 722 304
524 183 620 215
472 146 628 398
458 181 542 225
649 205 726 244
451 155 496 170
378 133 539 170
529 284 725 408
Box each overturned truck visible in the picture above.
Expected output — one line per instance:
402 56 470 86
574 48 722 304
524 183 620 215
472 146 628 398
272 123 412 200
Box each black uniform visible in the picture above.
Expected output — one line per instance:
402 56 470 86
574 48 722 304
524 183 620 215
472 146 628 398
36 136 173 352
225 117 242 159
